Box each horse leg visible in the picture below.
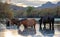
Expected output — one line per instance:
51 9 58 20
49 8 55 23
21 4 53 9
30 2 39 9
6 23 10 27
34 24 36 33
17 25 20 29
6 21 10 27
52 22 54 30
43 23 46 30
49 23 51 30
34 24 36 31
31 26 34 28
17 23 21 29
24 25 27 29
39 23 42 30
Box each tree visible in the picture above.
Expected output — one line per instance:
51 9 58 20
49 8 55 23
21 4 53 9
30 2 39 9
26 6 34 17
0 2 14 19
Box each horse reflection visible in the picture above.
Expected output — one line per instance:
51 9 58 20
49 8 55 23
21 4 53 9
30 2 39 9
39 16 54 30
18 28 36 36
39 27 55 37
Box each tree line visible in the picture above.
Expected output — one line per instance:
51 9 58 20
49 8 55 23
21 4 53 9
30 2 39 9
15 6 60 18
0 2 60 19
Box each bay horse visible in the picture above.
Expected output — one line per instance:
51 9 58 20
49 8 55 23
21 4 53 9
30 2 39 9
18 18 36 30
39 16 54 30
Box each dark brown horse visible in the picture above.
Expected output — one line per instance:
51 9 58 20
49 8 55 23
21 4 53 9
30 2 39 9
39 16 54 30
18 18 36 30
6 18 20 27
10 19 19 25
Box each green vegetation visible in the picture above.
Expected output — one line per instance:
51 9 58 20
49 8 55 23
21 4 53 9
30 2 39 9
0 2 14 19
0 2 60 18
13 6 60 18
26 6 34 17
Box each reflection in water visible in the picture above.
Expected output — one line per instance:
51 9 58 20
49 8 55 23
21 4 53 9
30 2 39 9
18 28 36 36
39 28 55 37
0 24 60 37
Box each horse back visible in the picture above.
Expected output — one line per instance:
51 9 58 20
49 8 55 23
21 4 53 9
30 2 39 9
27 19 36 25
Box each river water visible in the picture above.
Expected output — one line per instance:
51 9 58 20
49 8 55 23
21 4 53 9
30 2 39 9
18 18 60 21
0 23 60 37
0 18 60 37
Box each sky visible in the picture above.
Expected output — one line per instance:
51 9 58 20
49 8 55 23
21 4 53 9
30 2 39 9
2 0 60 7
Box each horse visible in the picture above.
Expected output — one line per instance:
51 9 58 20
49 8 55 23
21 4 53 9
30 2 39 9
6 18 36 30
39 16 54 30
18 18 36 30
6 18 20 28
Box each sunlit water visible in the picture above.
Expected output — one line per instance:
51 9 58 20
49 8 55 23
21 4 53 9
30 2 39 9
0 23 60 37
18 18 60 21
0 18 60 37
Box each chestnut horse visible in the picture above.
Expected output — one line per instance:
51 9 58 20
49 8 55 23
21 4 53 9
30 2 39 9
18 18 36 30
6 18 36 30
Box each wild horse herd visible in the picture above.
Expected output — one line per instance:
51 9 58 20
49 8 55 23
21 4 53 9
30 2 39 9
6 16 54 32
